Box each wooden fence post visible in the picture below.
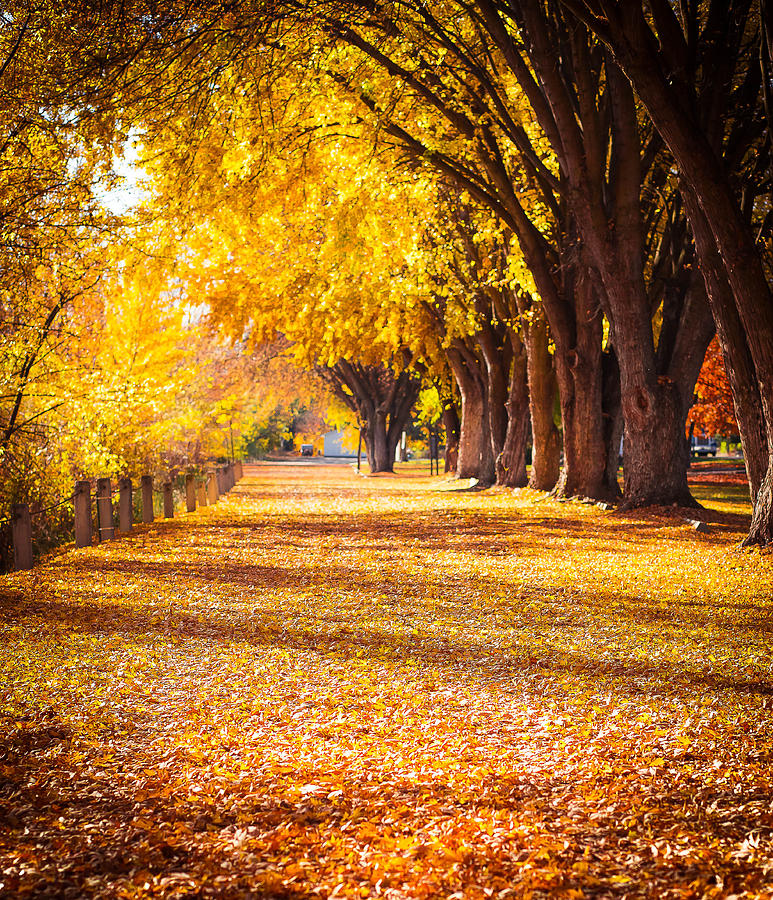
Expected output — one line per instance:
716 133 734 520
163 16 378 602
185 474 196 513
118 477 132 533
235 460 243 480
74 481 92 548
12 504 33 571
216 466 225 495
226 463 234 491
141 475 154 524
207 470 218 504
196 479 207 508
163 482 174 518
96 478 114 541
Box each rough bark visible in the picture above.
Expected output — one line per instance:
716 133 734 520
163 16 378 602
442 401 460 473
496 333 529 487
524 312 560 491
653 235 715 495
637 249 716 510
447 344 495 483
477 324 511 471
621 380 694 507
366 409 393 473
748 468 773 546
601 349 623 498
553 276 613 500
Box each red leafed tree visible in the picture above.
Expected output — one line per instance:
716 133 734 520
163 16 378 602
689 337 738 437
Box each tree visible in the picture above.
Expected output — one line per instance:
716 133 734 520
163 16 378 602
258 0 711 505
319 360 421 472
558 0 773 543
690 337 739 439
417 196 536 486
134 64 539 479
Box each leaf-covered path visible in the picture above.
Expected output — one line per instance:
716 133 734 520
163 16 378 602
2 464 773 899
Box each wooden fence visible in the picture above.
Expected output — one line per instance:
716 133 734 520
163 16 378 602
9 461 244 572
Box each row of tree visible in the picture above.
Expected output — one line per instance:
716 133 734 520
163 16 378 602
2 1 771 545
277 0 770 546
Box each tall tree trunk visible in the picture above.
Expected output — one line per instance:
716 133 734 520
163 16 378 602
448 345 494 482
524 312 560 491
554 277 613 500
366 410 393 473
574 58 695 507
657 266 717 502
606 262 712 509
601 349 623 498
442 400 460 473
477 326 510 468
496 333 529 487
612 293 695 507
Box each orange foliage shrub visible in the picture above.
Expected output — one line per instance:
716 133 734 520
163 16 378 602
690 336 738 437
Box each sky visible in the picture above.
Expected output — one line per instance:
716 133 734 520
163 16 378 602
99 136 148 214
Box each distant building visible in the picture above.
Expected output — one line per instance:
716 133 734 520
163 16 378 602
323 430 359 458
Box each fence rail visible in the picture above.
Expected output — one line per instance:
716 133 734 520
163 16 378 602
10 460 244 572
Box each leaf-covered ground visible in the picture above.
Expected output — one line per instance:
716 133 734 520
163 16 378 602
1 463 772 899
